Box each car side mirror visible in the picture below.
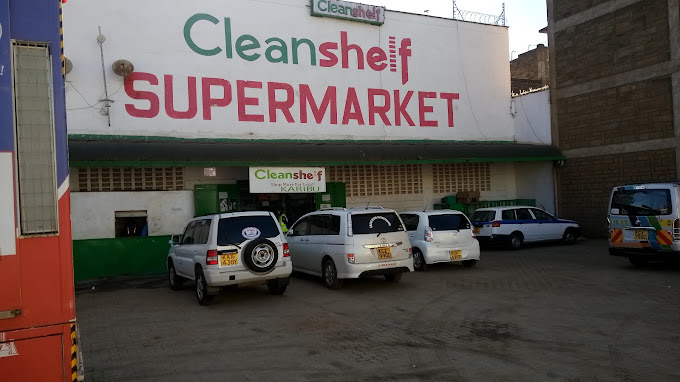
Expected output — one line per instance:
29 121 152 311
170 235 182 245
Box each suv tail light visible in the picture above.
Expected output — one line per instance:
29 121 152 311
347 253 355 263
674 219 680 241
206 249 218 265
492 221 501 228
408 248 412 258
283 243 290 257
425 227 433 242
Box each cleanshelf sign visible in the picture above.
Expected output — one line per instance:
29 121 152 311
250 167 326 193
63 0 513 142
311 0 386 25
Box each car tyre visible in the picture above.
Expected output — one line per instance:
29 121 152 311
384 272 403 282
195 268 214 306
562 228 578 245
412 248 427 271
322 259 344 290
628 256 648 267
168 260 184 290
267 279 287 295
508 232 523 250
462 259 478 268
243 238 279 273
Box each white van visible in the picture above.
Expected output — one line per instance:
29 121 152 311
608 183 680 266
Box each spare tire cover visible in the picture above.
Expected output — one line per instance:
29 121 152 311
242 238 278 273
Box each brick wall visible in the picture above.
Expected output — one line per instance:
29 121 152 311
554 0 624 21
557 76 674 150
558 149 677 237
554 0 670 88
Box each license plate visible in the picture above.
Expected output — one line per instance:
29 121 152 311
633 230 648 241
220 252 238 266
473 227 480 234
377 247 392 259
450 250 462 260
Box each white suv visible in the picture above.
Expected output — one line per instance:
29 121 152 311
399 210 480 271
286 207 413 289
167 211 292 305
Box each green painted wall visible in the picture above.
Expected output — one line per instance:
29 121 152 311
73 236 171 282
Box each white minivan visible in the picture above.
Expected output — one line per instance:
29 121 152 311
608 183 680 266
286 207 413 289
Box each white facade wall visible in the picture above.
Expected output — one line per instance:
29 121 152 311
513 90 551 144
71 191 194 240
515 162 556 214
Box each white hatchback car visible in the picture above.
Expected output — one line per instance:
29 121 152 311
167 211 292 305
469 206 580 249
286 207 413 289
399 210 480 271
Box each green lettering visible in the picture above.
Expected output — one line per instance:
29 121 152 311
330 4 337 13
224 18 233 59
292 38 316 66
255 170 266 179
184 14 222 57
236 35 261 61
265 38 288 64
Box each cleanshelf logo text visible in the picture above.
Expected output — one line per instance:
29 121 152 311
183 14 411 85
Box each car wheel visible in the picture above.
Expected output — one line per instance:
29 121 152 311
508 233 523 250
412 248 427 271
267 280 287 295
195 268 214 306
243 238 279 273
628 256 648 267
384 272 403 282
462 259 478 268
322 259 344 290
562 229 578 244
168 260 184 291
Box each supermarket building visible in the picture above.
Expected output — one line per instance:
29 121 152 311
62 0 560 280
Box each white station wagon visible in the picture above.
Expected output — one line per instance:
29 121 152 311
167 211 292 305
286 207 413 289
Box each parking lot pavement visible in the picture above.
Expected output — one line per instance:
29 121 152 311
75 239 680 382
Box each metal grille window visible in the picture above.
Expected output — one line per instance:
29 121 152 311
13 42 58 235
432 163 491 194
76 167 184 192
328 165 422 197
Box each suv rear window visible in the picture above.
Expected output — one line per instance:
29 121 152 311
611 188 672 216
217 215 280 246
428 214 470 231
470 210 496 222
351 212 404 234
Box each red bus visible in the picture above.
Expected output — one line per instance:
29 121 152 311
0 0 79 380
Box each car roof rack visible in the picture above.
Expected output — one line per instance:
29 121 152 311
319 207 347 211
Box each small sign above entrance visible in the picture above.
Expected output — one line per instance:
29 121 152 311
250 167 326 193
311 0 386 25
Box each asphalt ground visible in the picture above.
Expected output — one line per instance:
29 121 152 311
75 239 680 381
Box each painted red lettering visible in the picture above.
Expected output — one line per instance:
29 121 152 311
399 38 412 85
237 80 264 122
368 89 391 126
341 31 364 70
418 92 437 127
440 92 460 127
164 75 197 119
268 82 295 123
300 85 338 124
367 47 387 71
342 87 364 125
124 72 159 118
319 42 339 67
394 90 415 126
202 78 232 120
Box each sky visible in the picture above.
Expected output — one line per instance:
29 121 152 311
368 0 548 59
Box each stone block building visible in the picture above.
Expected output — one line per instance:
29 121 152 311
547 0 680 237
510 43 550 94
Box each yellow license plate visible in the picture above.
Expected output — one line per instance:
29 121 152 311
220 252 238 266
473 227 480 234
377 247 392 259
633 230 648 241
450 250 462 260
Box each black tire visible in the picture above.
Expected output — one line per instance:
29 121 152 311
628 256 648 267
322 259 344 290
168 260 184 290
384 272 403 282
563 229 578 245
412 248 427 271
462 259 478 268
267 280 287 295
508 232 523 250
243 238 278 273
195 268 214 306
